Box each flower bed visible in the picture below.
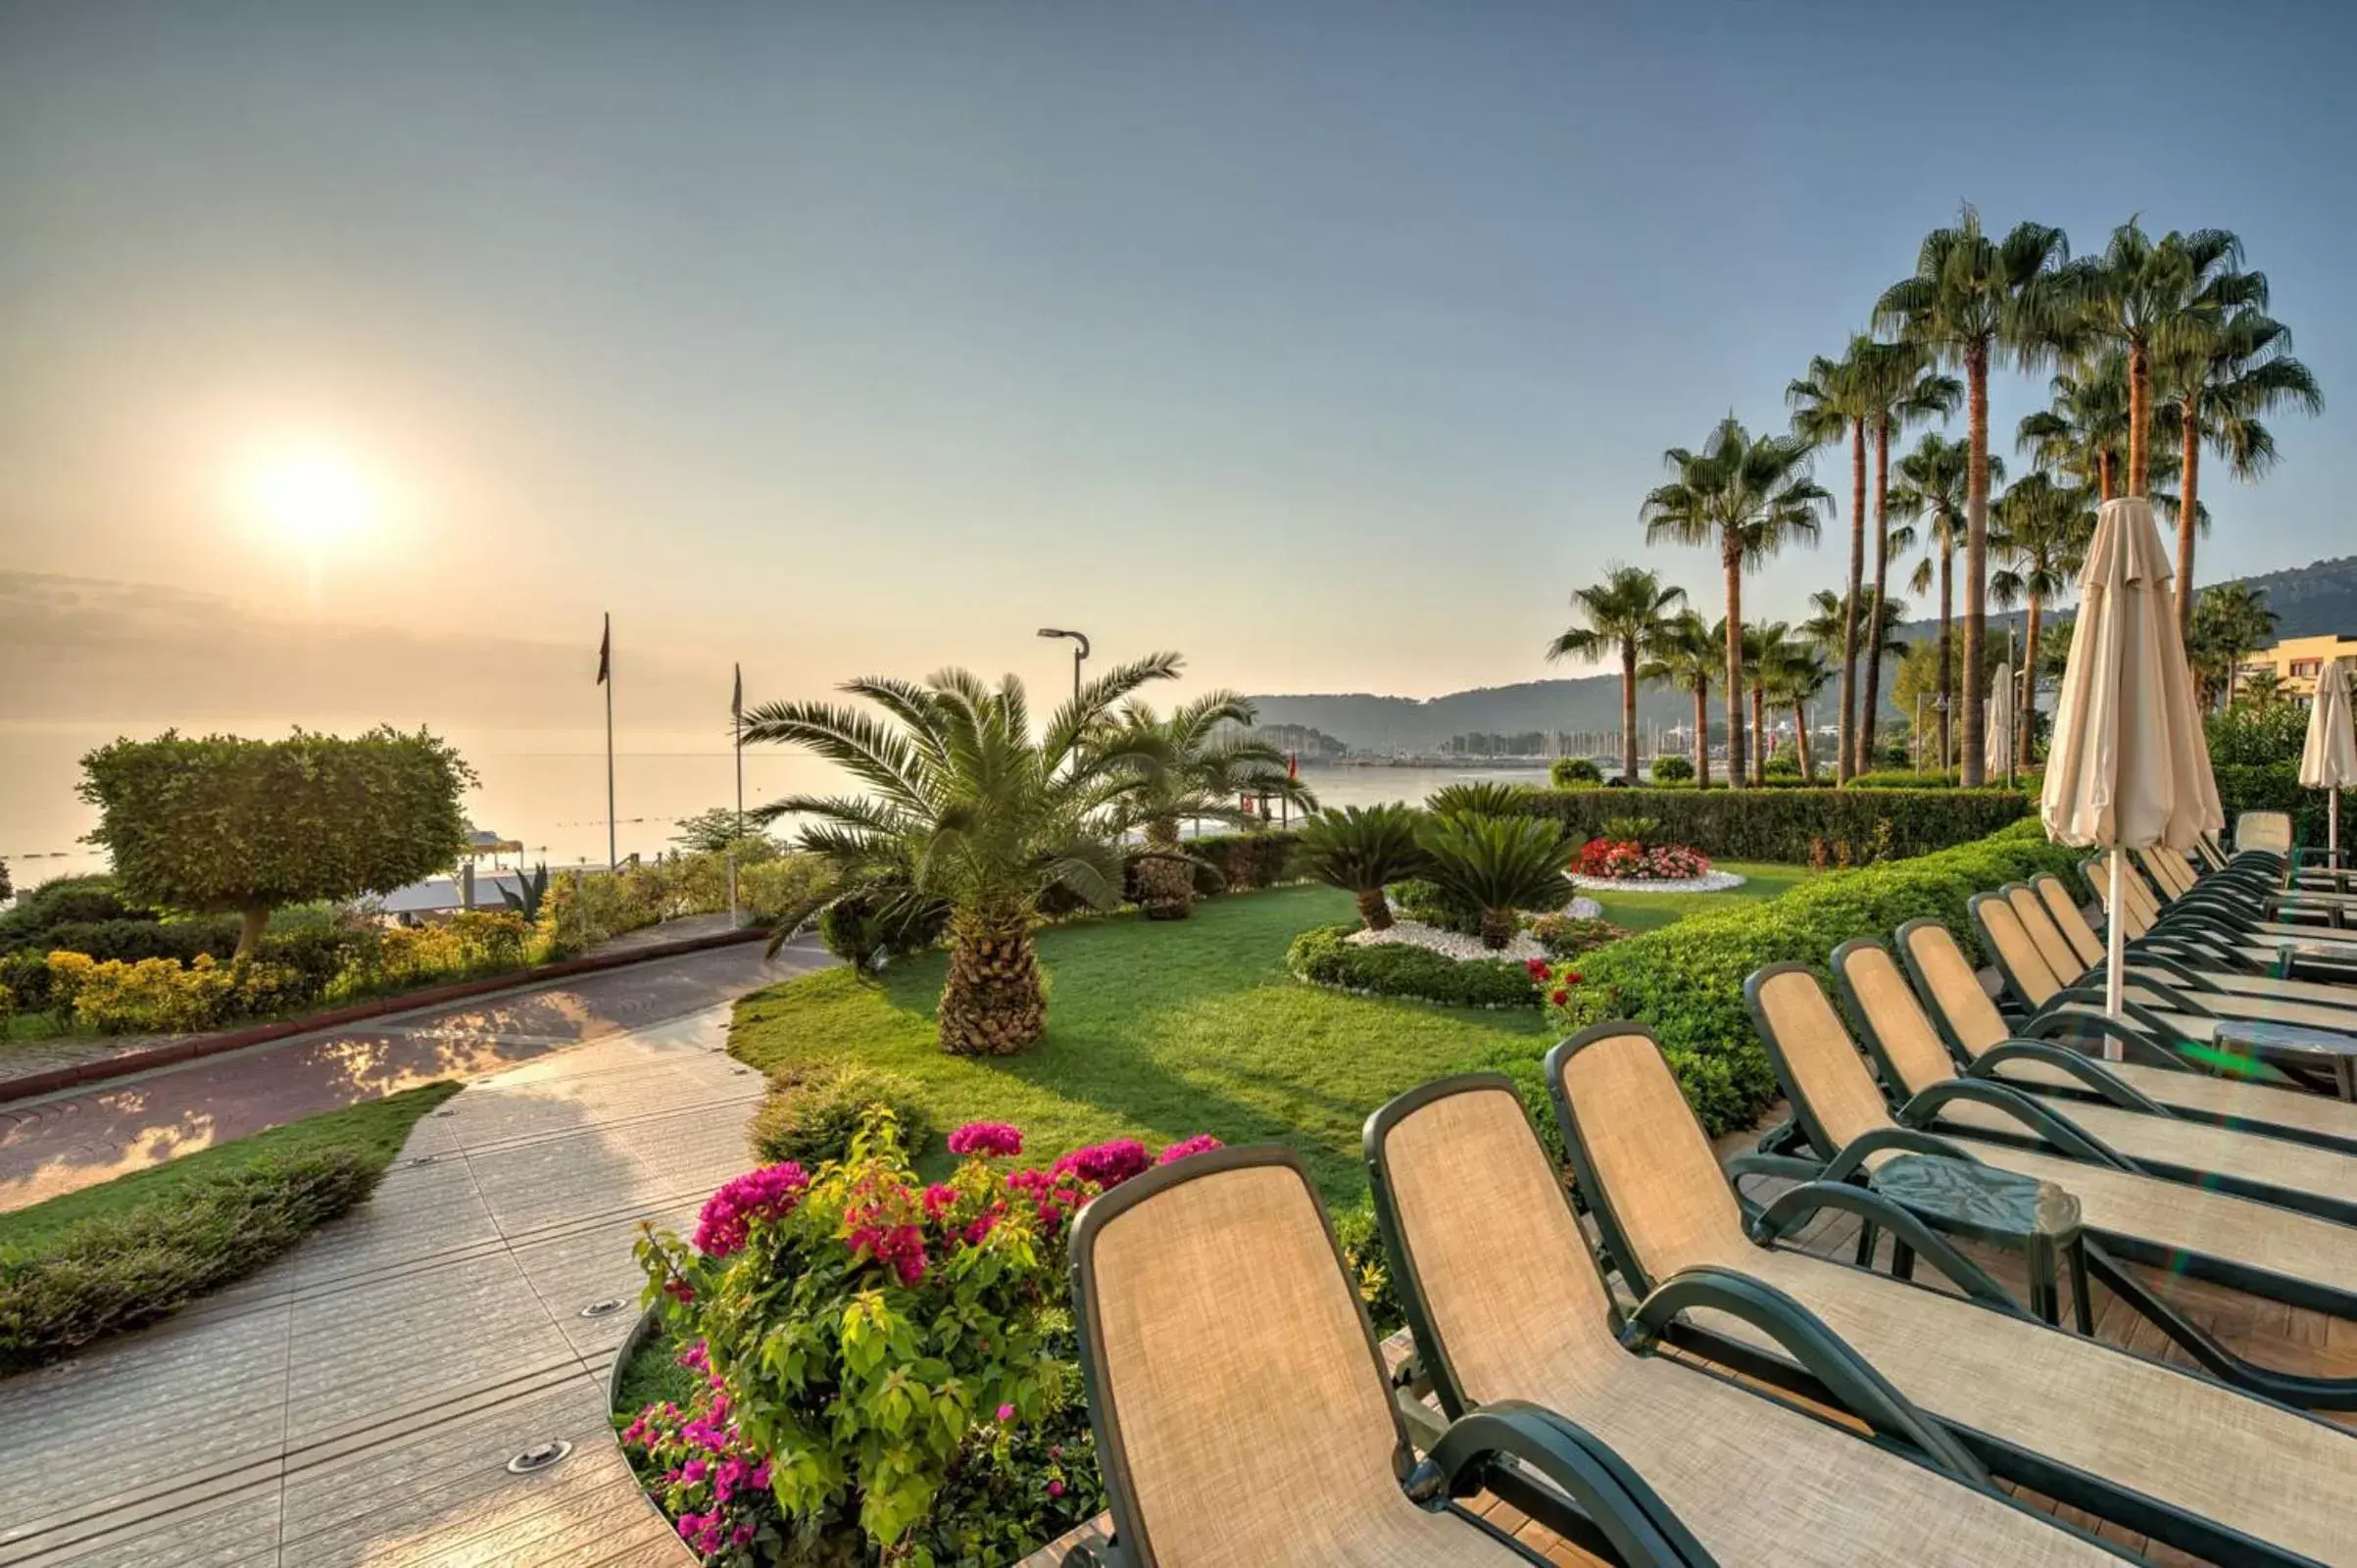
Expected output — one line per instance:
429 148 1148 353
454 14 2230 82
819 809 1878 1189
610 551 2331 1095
622 1113 1220 1564
1567 839 1743 894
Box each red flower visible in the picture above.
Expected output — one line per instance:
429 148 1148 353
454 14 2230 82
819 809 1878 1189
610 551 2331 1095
1524 958 1552 982
1548 987 1569 1005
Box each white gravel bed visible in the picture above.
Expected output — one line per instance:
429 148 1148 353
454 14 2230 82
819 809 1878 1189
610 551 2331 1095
1565 869 1747 895
1349 918 1546 963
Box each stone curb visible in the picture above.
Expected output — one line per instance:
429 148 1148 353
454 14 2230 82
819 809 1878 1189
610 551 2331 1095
0 923 773 1105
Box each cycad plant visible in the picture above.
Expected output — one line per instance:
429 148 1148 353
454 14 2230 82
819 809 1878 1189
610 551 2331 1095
1545 565 1686 783
1427 780 1536 820
1296 804 1427 931
743 654 1181 1054
1414 811 1574 950
1641 417 1829 787
1637 611 1720 789
1100 693 1311 919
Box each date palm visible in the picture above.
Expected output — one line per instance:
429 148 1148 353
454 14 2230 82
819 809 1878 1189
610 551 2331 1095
1891 431 1998 772
1101 693 1314 919
1642 417 1828 788
1853 339 1961 774
2187 582 2278 709
2153 305 2323 634
1742 621 1794 783
2018 351 2132 500
1638 611 1720 789
2074 223 2258 500
744 653 1182 1054
1787 339 1876 781
1760 639 1833 782
1990 473 2096 769
1876 206 2077 785
1546 565 1686 783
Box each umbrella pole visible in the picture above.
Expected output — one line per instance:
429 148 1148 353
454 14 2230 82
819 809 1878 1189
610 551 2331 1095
2104 850 2125 1061
2332 784 2341 870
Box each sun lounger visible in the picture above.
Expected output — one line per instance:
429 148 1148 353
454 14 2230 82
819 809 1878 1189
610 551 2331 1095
1537 1024 2357 1566
2006 880 2357 1016
1064 1144 1710 1566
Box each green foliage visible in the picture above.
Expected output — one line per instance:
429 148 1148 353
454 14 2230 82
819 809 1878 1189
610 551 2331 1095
1527 912 1633 959
1295 807 1425 915
1596 815 1662 847
1287 923 1540 1008
0 1083 457 1372
1163 829 1301 895
2207 702 2309 766
1516 786 2031 862
1330 1196 1405 1334
1387 877 1484 936
1549 758 1604 787
668 806 777 857
21 917 240 965
750 1062 939 1166
498 862 550 922
1427 780 1539 819
0 875 153 951
2211 761 2356 851
1414 813 1574 945
1647 755 1694 783
1846 768 1960 789
78 727 474 948
1763 752 1803 779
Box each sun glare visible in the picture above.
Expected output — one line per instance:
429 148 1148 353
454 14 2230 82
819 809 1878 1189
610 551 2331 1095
238 441 383 553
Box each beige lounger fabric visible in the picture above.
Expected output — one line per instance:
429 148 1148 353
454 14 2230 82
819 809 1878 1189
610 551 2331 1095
1086 1161 1526 1566
2241 811 2296 855
1840 945 2357 1201
1382 1086 2114 1567
1551 1033 2357 1565
2037 875 2357 1008
1754 969 2357 1298
1901 922 2357 1145
2007 883 2357 1013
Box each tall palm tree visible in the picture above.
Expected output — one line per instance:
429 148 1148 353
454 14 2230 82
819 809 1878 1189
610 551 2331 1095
2076 223 2257 501
744 653 1181 1054
2187 582 2278 708
1545 564 1686 783
1853 339 1962 774
1101 693 1314 919
1787 339 1876 782
1876 207 2077 785
2153 305 2324 634
1742 621 1792 783
1642 417 1829 788
1638 611 1720 789
2018 351 2133 501
1761 639 1833 782
1891 431 1999 773
1990 473 2096 770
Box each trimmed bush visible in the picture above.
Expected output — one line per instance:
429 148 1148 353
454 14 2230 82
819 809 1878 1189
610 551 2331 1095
1287 922 1539 1008
1647 755 1694 783
1517 786 2032 862
748 1062 938 1166
1550 758 1604 787
35 917 241 965
1455 819 2086 1138
1527 913 1631 958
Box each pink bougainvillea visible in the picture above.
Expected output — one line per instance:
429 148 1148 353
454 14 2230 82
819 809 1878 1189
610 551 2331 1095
692 1162 810 1258
948 1121 1024 1157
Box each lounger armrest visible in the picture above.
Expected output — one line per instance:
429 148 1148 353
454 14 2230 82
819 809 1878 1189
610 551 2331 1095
1415 1402 1710 1568
1819 1125 1972 1183
1970 1041 2175 1110
2132 934 2256 973
1721 1151 1832 1225
1058 1536 1137 1568
1622 1265 1989 1487
2018 1003 2188 1067
2052 977 2214 1019
2113 952 2222 993
1746 1180 2025 1318
1894 1079 2139 1170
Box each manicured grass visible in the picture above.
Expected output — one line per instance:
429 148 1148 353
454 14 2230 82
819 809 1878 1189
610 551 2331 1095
1581 860 1816 933
737 887 1545 1203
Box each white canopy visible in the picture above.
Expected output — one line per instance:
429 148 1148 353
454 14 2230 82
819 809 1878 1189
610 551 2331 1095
1985 661 2016 778
2299 657 2355 865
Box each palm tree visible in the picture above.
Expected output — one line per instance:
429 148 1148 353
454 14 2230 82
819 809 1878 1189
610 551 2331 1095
1741 621 1786 784
1990 473 2096 770
1101 693 1314 919
744 653 1181 1054
1891 431 1998 772
2075 223 2257 501
1787 339 1876 782
2018 351 2132 501
1544 565 1686 784
1853 339 1961 774
2153 305 2324 634
1642 417 1829 788
1877 207 2077 785
2187 582 2278 708
1638 611 1719 789
1761 639 1833 782
1811 590 1910 765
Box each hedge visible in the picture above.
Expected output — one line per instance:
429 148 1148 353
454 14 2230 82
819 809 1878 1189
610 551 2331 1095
2213 760 2355 851
1449 819 2087 1139
1287 923 1539 1008
1520 786 2033 862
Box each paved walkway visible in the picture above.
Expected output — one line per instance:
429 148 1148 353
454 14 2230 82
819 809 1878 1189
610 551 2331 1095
0 942 793 1212
0 942 826 1566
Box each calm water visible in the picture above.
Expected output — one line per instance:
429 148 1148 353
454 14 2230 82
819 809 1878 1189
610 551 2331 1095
0 724 1556 884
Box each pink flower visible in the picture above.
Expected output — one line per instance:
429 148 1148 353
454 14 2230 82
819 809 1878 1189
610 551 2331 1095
1056 1139 1151 1188
732 1524 754 1547
949 1121 1024 1157
921 1183 958 1220
1049 1479 1066 1498
996 1402 1015 1422
693 1162 810 1257
1156 1134 1223 1164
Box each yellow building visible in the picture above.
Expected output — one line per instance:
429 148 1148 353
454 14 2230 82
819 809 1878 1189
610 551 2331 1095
2236 634 2357 701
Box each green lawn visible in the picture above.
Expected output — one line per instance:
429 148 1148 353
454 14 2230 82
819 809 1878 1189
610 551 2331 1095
1582 860 1815 932
730 874 1803 1203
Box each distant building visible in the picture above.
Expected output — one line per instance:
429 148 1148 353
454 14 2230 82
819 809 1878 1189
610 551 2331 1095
2236 634 2357 701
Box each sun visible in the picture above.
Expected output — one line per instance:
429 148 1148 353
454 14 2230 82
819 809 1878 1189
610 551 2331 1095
237 441 383 553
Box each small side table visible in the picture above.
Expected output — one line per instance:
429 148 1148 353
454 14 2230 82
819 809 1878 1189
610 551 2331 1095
2212 1017 2357 1102
1868 1152 2089 1331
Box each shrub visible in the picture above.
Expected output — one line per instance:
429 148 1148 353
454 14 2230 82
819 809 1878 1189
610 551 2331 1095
0 1148 386 1374
1176 829 1301 893
0 951 52 1015
0 875 155 955
34 917 241 965
2210 760 2353 850
1763 752 1803 779
2208 702 2308 766
748 1062 938 1166
45 952 299 1034
1295 806 1426 930
1550 758 1604 788
1388 877 1484 936
1846 768 1955 789
1574 840 1711 882
737 853 838 922
1416 812 1575 949
1331 1196 1405 1334
1526 912 1632 958
1429 780 1537 819
1516 786 2031 861
0 981 14 1033
628 1114 1222 1562
1287 923 1540 1008
1597 814 1663 846
1454 820 2086 1138
1646 755 1694 783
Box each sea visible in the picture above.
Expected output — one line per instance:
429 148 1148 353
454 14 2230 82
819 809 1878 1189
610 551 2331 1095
0 720 1559 887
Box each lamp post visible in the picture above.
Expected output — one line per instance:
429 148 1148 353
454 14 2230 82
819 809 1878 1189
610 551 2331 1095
1037 627 1091 700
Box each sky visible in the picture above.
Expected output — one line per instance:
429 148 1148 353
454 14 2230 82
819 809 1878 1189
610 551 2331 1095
3 0 2353 722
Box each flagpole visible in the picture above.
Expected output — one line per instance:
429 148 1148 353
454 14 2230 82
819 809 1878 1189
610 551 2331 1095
604 612 617 871
729 662 744 928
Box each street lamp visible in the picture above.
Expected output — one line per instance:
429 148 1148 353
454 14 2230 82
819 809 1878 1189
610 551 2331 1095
1037 627 1091 700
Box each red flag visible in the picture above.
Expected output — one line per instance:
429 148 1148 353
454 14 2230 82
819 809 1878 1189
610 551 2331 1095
596 613 612 685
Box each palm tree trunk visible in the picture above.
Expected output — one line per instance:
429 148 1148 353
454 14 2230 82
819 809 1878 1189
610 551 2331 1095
1749 684 1767 785
1837 417 1866 782
1937 538 1954 772
1961 347 1989 787
2097 451 2114 504
1133 818 1195 919
1477 906 1517 951
1792 701 1813 781
1693 684 1711 790
1859 416 1892 775
1723 546 1747 788
1620 643 1640 783
2019 596 2042 772
939 910 1046 1055
1354 887 1394 931
2128 342 2149 497
2176 395 2201 638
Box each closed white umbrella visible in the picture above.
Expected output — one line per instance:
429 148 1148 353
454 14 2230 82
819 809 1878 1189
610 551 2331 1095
2299 657 2357 868
1986 661 2016 782
2038 498 2225 1041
